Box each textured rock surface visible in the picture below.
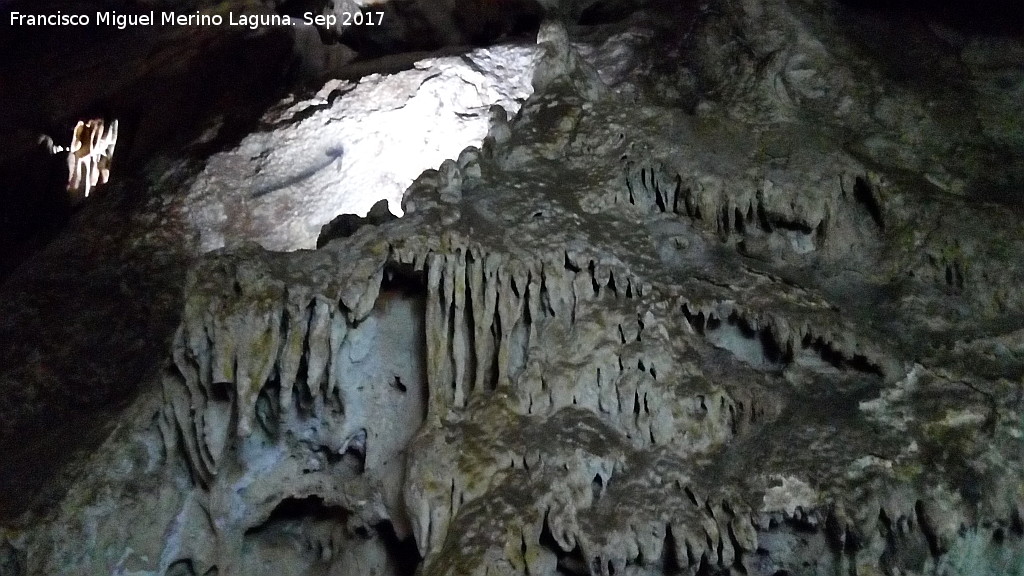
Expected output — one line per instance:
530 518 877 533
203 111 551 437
0 11 537 521
184 43 538 251
3 0 1024 575
306 0 545 51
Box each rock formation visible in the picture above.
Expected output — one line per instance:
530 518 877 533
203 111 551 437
2 0 1023 575
184 42 537 251
66 118 119 202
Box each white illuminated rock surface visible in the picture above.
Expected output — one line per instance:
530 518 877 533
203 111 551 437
185 44 538 252
2 2 1024 576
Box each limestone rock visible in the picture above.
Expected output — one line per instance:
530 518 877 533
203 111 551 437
317 199 399 248
184 42 539 252
5 1 1024 576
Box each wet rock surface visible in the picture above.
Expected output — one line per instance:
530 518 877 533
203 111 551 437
2 0 1024 575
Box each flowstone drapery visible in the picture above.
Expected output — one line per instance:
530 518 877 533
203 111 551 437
3 2 1024 575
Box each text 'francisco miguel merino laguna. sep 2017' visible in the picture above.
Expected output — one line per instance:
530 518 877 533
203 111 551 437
9 10 384 30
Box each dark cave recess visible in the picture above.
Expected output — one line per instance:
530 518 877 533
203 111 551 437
275 0 545 55
240 495 421 574
836 0 1024 34
0 5 295 280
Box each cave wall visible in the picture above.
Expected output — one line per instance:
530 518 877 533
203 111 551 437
2 0 1024 575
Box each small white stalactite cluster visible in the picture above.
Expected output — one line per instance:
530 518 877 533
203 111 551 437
63 118 119 201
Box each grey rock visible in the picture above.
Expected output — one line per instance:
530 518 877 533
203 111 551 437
4 1 1024 576
184 42 538 252
317 199 399 248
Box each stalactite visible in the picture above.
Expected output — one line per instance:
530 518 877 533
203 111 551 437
426 254 449 414
276 287 311 414
470 252 491 395
452 253 470 408
306 297 333 402
618 157 894 263
495 266 519 388
325 307 349 399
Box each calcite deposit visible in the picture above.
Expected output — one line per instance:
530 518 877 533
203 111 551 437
2 1 1023 575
